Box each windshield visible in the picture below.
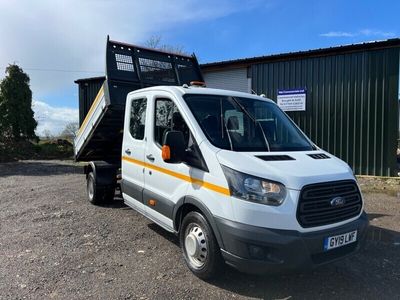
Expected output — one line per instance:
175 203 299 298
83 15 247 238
183 94 314 152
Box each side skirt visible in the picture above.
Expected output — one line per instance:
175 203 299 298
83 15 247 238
123 193 176 234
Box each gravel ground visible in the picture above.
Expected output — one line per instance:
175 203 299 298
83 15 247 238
0 160 399 300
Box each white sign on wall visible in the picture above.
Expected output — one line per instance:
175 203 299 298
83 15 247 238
277 88 306 111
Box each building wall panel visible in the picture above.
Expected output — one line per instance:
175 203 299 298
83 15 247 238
251 48 399 176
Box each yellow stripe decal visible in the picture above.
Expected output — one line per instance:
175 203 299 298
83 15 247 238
77 84 105 136
122 156 230 196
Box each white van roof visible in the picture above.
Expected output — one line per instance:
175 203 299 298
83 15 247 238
128 86 275 104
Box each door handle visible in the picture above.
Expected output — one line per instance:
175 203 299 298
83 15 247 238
146 154 155 162
125 149 131 155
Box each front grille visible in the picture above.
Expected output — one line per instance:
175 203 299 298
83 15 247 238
297 180 362 228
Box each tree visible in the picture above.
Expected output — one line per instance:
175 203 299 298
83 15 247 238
60 122 79 140
145 35 188 56
0 64 37 141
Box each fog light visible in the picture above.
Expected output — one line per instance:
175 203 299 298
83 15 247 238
248 245 265 260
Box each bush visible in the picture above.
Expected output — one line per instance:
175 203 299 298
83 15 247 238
0 139 74 162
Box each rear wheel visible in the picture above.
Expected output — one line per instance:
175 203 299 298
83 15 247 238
87 172 114 205
180 211 223 280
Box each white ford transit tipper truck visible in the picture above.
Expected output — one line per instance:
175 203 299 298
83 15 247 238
75 37 368 279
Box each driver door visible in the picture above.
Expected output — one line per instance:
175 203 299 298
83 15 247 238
143 95 192 231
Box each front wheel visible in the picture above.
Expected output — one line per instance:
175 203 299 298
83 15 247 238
179 211 223 280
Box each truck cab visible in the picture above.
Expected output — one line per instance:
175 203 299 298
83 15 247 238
75 38 368 279
119 85 368 278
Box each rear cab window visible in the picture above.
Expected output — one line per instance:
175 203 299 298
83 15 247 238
129 98 147 140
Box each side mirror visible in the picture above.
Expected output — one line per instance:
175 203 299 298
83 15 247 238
162 131 186 163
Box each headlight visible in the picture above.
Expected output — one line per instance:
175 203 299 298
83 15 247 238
221 165 286 206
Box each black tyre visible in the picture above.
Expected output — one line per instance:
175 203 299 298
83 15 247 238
86 172 114 205
179 211 223 280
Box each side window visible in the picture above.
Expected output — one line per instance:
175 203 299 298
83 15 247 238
154 98 208 171
130 98 147 140
154 98 190 147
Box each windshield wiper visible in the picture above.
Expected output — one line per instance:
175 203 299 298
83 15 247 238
230 97 271 152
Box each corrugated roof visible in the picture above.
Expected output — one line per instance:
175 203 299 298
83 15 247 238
201 38 400 71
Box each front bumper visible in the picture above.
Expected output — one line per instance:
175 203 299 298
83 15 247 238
215 212 369 274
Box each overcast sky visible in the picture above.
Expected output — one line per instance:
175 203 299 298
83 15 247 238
0 0 398 135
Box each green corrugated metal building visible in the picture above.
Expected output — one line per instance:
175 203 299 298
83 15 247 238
201 39 400 176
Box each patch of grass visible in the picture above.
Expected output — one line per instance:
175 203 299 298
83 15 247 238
357 176 399 195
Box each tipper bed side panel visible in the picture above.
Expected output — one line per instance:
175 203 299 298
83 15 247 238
76 76 105 126
74 37 204 162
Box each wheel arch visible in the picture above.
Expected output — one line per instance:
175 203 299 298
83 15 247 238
173 196 225 249
84 161 117 188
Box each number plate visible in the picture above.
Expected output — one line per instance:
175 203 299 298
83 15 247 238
324 230 357 251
